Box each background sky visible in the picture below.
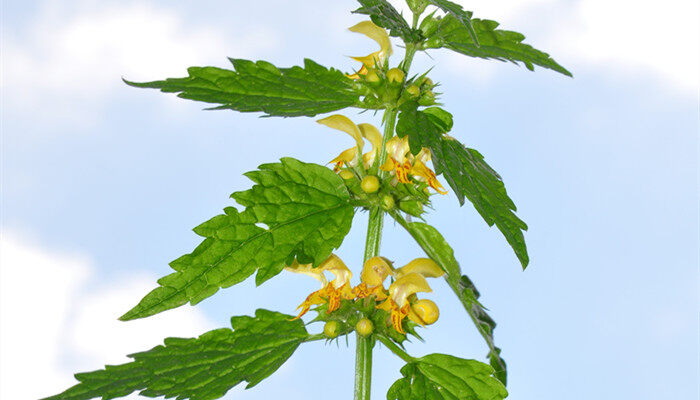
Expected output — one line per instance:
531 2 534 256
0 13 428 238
1 0 698 399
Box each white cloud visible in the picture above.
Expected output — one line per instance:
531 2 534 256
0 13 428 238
0 233 214 400
1 1 279 127
445 0 699 92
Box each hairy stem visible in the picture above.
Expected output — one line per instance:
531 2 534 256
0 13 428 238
355 205 383 400
354 12 421 399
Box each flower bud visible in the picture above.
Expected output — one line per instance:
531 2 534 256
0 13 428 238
324 321 340 338
365 69 380 84
405 85 420 97
386 68 405 84
361 175 380 193
355 318 374 336
418 91 436 106
411 299 439 325
339 170 355 180
381 195 395 211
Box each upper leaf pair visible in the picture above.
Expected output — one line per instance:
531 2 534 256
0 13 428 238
355 0 571 76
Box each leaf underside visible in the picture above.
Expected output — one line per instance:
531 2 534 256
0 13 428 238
396 219 508 385
396 103 528 268
427 14 572 77
387 354 508 400
43 310 308 400
120 158 355 320
125 58 362 117
354 0 423 42
426 0 479 46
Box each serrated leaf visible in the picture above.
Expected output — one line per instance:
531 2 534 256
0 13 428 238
396 103 528 268
120 158 355 320
43 310 308 400
426 0 479 45
354 0 423 43
390 214 507 385
387 354 508 400
424 14 571 76
125 58 362 117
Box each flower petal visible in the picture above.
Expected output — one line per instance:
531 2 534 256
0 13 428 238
349 21 393 59
317 115 364 152
360 256 394 286
388 272 432 307
397 258 445 278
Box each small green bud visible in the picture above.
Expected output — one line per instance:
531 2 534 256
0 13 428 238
324 321 340 338
355 318 374 337
418 91 436 106
361 176 380 193
386 68 405 84
421 77 434 88
405 85 420 97
365 69 380 84
381 195 395 211
339 170 355 180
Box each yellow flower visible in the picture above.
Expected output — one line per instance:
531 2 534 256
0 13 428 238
376 258 444 333
317 115 383 172
409 150 448 195
347 21 393 79
380 138 448 194
286 254 354 319
380 136 412 184
377 272 432 334
353 256 393 300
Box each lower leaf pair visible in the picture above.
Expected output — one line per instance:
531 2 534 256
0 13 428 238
44 309 507 400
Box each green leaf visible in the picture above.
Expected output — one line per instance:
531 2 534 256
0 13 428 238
120 158 355 320
426 0 479 46
354 0 423 43
387 354 508 400
458 275 507 385
43 310 309 400
389 213 508 385
125 58 362 117
423 14 572 77
396 103 528 267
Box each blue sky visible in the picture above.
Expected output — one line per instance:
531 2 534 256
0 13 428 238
1 0 698 399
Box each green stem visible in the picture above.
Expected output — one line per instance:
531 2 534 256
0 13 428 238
355 206 383 400
354 12 421 399
377 336 415 363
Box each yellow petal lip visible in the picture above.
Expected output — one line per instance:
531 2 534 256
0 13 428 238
322 254 353 289
349 21 393 58
361 256 394 286
285 259 328 286
397 258 445 278
358 123 382 168
358 123 382 150
411 299 439 325
285 253 352 289
317 115 364 152
389 272 432 307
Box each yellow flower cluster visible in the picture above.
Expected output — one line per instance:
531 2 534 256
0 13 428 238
286 254 444 334
317 115 448 194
